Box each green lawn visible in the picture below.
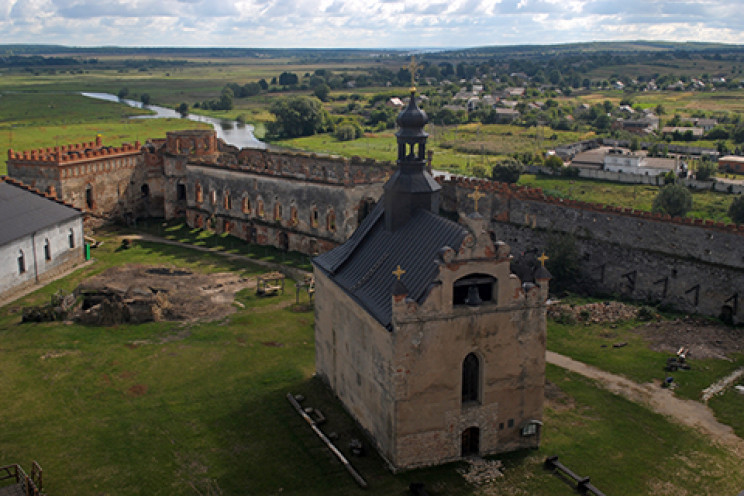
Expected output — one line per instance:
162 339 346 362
518 174 736 223
1 230 743 495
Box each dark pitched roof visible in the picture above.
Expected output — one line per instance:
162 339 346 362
0 178 82 246
314 200 468 329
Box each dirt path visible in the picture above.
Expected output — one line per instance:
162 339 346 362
547 351 744 457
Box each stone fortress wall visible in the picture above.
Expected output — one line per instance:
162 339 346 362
7 129 742 322
439 178 744 323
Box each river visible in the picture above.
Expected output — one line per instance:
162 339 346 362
81 92 265 149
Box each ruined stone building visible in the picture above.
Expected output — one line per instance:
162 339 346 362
0 177 84 299
313 93 548 470
8 130 392 255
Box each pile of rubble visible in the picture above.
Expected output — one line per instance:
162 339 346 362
548 301 640 324
457 457 504 485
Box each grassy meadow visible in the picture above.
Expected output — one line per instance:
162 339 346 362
1 229 743 495
0 92 211 174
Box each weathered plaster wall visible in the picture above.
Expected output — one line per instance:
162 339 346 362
313 270 396 464
388 250 546 470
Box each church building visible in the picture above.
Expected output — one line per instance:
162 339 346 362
313 90 549 471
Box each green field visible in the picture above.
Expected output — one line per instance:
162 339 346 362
0 92 211 174
1 230 743 495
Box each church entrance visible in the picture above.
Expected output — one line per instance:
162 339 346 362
461 427 480 457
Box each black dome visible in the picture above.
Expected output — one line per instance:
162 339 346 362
396 92 428 137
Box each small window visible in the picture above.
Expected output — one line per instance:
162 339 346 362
44 239 51 261
210 190 217 205
257 199 265 218
18 250 26 274
195 183 203 203
85 184 94 209
224 191 232 210
68 229 75 249
327 210 336 232
311 207 319 228
274 203 283 221
176 184 186 201
290 206 298 226
242 197 252 214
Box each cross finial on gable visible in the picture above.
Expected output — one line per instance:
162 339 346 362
392 264 406 280
538 252 549 267
467 186 486 212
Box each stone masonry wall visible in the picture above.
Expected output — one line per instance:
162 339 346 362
440 178 744 323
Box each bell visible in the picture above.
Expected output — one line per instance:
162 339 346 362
465 285 482 306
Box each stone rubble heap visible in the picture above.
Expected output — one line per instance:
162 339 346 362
457 457 504 485
548 301 639 323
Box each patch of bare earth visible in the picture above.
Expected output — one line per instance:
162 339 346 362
78 264 255 324
634 316 744 360
127 384 148 397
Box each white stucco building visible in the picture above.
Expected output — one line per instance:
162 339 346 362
0 177 84 299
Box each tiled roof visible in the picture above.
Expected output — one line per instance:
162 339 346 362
0 177 82 246
314 200 468 329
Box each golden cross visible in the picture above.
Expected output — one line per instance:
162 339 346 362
538 252 549 267
467 186 486 211
404 55 423 92
392 265 406 280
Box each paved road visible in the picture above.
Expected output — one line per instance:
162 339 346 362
547 351 744 457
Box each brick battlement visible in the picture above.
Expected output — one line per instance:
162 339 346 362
440 176 744 235
8 136 141 165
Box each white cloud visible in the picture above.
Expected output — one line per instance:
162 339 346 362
0 0 742 47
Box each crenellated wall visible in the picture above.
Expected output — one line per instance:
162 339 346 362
439 178 744 323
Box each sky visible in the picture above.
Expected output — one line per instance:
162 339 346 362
1 0 744 49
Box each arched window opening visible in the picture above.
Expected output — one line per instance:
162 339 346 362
461 427 480 457
69 228 75 249
327 210 336 232
462 353 480 404
141 184 150 198
257 199 265 218
310 207 319 228
195 183 203 203
224 191 232 210
453 273 497 306
242 197 252 214
176 183 186 201
290 206 298 226
85 184 94 209
357 198 376 224
210 190 217 205
274 202 283 222
44 239 51 261
18 250 26 274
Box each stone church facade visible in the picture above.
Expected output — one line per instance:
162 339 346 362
313 92 548 470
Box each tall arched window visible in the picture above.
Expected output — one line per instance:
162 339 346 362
68 228 75 249
462 353 480 404
326 210 336 232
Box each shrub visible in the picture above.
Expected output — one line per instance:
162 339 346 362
653 183 693 217
729 195 744 224
491 159 524 184
544 155 564 171
695 162 717 181
471 164 489 178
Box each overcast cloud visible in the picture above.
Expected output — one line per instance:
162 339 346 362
1 0 743 48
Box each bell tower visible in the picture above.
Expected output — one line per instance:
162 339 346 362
383 76 440 232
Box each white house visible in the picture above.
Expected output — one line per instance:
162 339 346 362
0 177 84 299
